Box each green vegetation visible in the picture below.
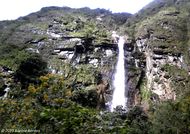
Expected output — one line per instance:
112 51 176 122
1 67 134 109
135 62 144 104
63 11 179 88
140 80 151 102
162 64 190 97
0 44 30 70
0 72 144 133
150 95 190 134
1 1 190 133
134 6 188 55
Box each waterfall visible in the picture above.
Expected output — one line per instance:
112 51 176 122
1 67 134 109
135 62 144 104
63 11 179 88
111 36 126 111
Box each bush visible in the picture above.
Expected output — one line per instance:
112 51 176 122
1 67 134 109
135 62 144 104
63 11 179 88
15 54 47 86
71 89 98 108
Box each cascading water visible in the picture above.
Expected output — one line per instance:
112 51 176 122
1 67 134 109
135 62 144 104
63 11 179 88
111 36 126 111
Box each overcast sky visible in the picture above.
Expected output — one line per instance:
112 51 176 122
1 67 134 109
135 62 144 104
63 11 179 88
0 0 153 21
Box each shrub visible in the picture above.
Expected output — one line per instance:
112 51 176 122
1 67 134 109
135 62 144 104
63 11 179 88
15 54 47 86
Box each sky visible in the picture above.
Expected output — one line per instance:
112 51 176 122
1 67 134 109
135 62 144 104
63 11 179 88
0 0 153 21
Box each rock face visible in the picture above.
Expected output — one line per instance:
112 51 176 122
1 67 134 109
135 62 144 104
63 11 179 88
123 37 146 107
51 37 117 66
135 37 182 101
123 0 190 107
49 34 120 108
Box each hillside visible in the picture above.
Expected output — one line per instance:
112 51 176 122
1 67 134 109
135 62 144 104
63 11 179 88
1 0 190 133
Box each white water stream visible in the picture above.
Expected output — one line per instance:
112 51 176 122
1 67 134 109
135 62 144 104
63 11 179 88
111 36 126 111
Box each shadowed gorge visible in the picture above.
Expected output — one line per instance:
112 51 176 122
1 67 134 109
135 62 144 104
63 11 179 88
1 0 190 133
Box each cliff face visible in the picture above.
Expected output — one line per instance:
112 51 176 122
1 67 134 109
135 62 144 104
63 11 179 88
124 0 190 107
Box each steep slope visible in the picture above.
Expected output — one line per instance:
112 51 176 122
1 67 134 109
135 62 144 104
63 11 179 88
120 0 190 107
1 1 190 133
122 0 190 132
0 7 131 104
125 0 190 103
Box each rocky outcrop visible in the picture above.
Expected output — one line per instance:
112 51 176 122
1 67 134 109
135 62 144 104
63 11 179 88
124 35 184 107
49 35 119 108
135 37 184 101
0 66 13 99
123 37 143 107
123 4 190 107
50 35 117 70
